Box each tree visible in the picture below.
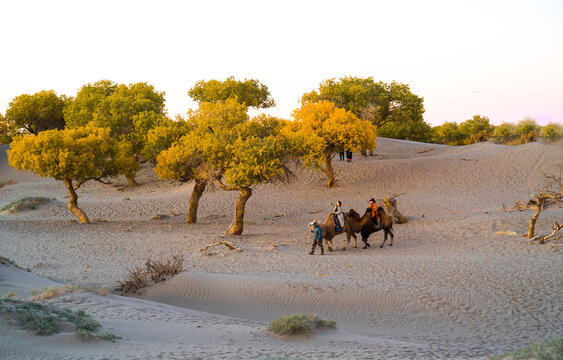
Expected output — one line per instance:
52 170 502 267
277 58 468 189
492 122 517 144
142 115 192 164
156 100 293 234
301 77 425 132
0 113 17 144
458 115 494 144
433 121 464 145
64 80 166 186
288 101 377 187
5 90 67 135
377 116 433 142
540 123 562 142
188 76 275 109
516 117 540 144
7 124 129 223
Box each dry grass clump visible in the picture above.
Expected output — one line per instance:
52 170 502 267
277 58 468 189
0 179 15 189
268 313 336 337
30 285 110 301
1 196 51 214
116 255 184 295
31 285 80 301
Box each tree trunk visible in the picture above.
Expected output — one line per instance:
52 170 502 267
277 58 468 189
187 179 207 224
527 198 544 238
361 149 368 156
126 175 139 187
64 179 90 224
324 152 337 188
229 187 252 235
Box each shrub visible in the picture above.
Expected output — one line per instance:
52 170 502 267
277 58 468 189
268 313 336 336
116 255 184 295
0 298 120 342
1 197 51 213
458 115 494 144
540 123 562 142
490 338 562 360
492 122 518 144
516 117 540 143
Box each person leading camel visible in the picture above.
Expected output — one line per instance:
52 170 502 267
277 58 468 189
308 220 324 255
369 198 380 227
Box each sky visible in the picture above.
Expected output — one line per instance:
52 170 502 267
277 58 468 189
0 0 562 126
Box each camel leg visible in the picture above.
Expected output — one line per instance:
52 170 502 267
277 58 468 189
343 233 350 251
352 234 358 248
388 229 394 246
362 237 370 249
325 239 333 252
380 231 387 248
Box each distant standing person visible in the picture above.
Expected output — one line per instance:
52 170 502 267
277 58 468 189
308 220 324 255
346 150 353 163
339 150 345 161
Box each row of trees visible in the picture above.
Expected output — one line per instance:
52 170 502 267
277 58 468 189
5 77 399 234
431 116 562 145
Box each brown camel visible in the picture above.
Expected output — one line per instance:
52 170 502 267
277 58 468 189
317 212 356 251
346 207 394 249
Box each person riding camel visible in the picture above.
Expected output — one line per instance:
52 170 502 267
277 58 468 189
332 201 344 232
369 198 380 228
308 220 324 255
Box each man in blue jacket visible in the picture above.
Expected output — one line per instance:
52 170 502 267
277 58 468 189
308 220 324 255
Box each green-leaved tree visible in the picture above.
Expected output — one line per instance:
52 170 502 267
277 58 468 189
64 80 166 186
188 76 275 109
5 90 67 135
7 124 131 223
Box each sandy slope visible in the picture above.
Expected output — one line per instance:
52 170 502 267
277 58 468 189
0 138 562 359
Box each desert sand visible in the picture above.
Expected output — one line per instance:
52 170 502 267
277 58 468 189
0 138 562 359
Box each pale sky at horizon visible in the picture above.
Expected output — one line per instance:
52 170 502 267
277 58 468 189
1 0 562 126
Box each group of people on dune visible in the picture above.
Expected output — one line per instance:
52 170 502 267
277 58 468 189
308 199 381 255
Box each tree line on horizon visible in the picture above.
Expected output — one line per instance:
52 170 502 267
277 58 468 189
1 76 561 232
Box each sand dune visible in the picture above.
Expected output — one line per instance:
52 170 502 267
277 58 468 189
1 138 562 359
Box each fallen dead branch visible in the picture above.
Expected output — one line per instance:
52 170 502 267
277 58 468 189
416 147 432 154
200 241 243 256
529 222 563 245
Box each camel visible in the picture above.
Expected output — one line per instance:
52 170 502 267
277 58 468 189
317 212 357 251
345 207 394 249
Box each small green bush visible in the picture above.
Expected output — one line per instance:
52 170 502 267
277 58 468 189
540 123 562 142
1 197 51 213
268 313 336 336
490 338 562 360
21 309 57 335
0 298 120 342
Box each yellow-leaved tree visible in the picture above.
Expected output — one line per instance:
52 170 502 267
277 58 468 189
156 99 293 234
7 124 130 223
288 101 377 187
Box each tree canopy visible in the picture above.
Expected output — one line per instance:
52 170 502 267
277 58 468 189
301 76 425 131
64 80 167 186
188 76 275 109
7 124 129 223
458 115 494 144
288 101 377 187
5 90 67 135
